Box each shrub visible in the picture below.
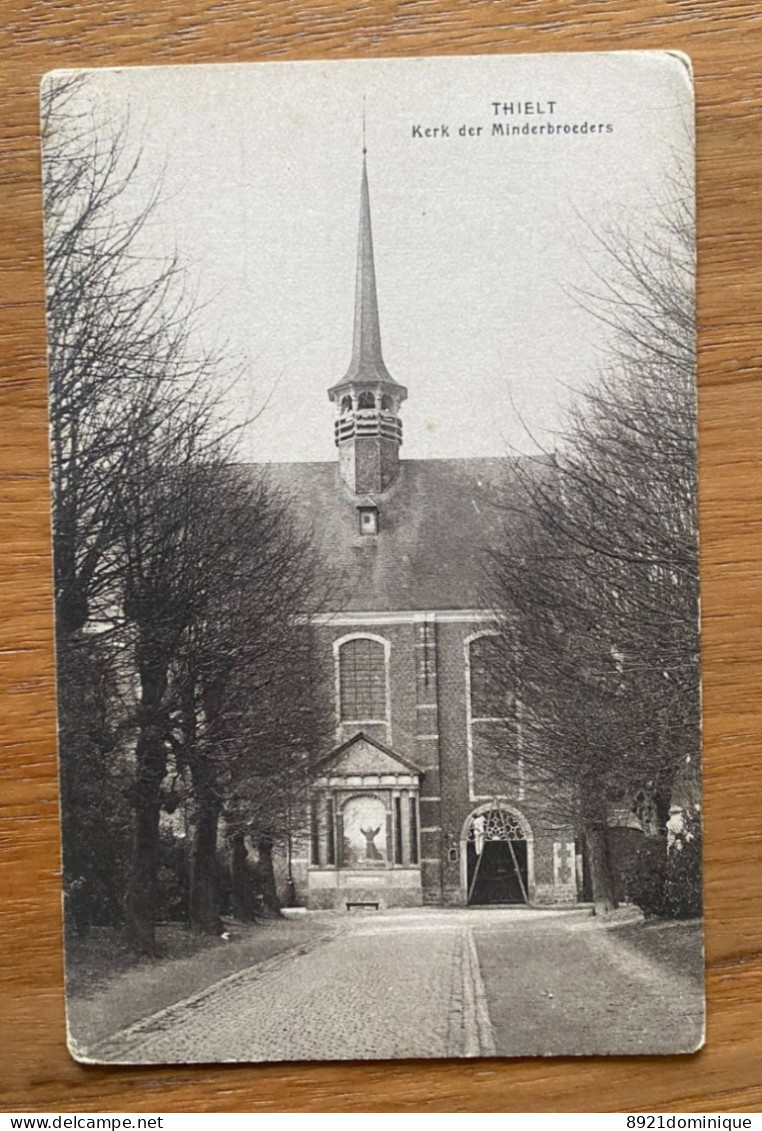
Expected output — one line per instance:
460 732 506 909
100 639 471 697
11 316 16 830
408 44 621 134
624 807 703 920
664 807 703 919
626 836 668 918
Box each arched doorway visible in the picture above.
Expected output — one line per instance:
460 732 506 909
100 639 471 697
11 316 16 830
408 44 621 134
461 804 532 905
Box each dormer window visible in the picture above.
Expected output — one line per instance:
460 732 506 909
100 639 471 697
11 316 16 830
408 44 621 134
358 506 378 536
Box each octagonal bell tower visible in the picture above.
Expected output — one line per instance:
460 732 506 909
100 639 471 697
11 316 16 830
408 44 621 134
328 151 407 496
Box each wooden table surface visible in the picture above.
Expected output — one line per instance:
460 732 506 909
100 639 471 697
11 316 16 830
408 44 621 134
1 0 760 1114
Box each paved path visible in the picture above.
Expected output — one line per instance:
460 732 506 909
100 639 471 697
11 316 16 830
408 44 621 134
88 908 703 1064
91 911 495 1064
473 912 704 1056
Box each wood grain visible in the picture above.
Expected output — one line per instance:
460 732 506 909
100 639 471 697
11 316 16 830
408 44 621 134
1 0 760 1113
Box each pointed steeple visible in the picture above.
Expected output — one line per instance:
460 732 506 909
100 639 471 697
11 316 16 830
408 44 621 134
328 145 407 496
328 153 407 399
344 155 395 385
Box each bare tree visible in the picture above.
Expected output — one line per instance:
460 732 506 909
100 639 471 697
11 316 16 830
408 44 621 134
167 471 334 933
118 436 229 953
484 183 698 912
43 75 201 935
43 74 239 948
44 76 337 953
43 76 202 638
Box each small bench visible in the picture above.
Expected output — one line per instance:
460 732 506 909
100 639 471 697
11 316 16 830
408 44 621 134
346 900 379 911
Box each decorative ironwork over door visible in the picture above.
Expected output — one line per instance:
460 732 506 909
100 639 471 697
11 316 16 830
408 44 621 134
466 806 529 905
466 807 525 843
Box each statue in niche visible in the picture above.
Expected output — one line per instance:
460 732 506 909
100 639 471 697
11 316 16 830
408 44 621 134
343 796 386 866
360 825 383 860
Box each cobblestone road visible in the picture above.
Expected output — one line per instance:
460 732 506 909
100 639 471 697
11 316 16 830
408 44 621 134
92 911 495 1064
89 908 703 1064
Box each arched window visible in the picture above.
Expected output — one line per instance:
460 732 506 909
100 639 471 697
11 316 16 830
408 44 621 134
340 394 353 414
380 394 393 411
338 637 387 721
468 633 506 719
357 391 376 410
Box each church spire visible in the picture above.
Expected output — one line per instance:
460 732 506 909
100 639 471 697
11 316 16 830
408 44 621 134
328 149 407 397
344 154 395 385
328 143 407 496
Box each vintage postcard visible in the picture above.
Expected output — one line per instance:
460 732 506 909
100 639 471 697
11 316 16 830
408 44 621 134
41 51 702 1064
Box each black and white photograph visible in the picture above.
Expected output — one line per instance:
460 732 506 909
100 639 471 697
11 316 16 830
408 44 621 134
42 51 703 1065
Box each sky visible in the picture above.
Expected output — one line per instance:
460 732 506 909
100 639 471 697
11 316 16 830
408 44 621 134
48 52 694 463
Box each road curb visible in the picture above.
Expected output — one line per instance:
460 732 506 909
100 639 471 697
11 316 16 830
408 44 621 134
81 930 335 1064
461 927 496 1057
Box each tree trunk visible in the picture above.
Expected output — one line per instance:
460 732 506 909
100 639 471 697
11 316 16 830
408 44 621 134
124 662 168 956
257 836 282 917
189 762 223 935
124 757 164 955
584 821 618 914
653 784 671 837
230 831 257 922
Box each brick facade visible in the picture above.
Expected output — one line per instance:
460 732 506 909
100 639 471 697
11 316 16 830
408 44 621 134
281 613 581 910
266 153 581 909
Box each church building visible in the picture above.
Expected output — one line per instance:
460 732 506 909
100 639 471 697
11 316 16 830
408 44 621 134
266 153 582 910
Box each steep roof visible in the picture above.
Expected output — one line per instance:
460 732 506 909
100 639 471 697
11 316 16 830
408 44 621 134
253 456 514 612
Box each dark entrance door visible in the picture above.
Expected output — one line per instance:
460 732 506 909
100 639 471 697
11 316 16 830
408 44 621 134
467 839 528 904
